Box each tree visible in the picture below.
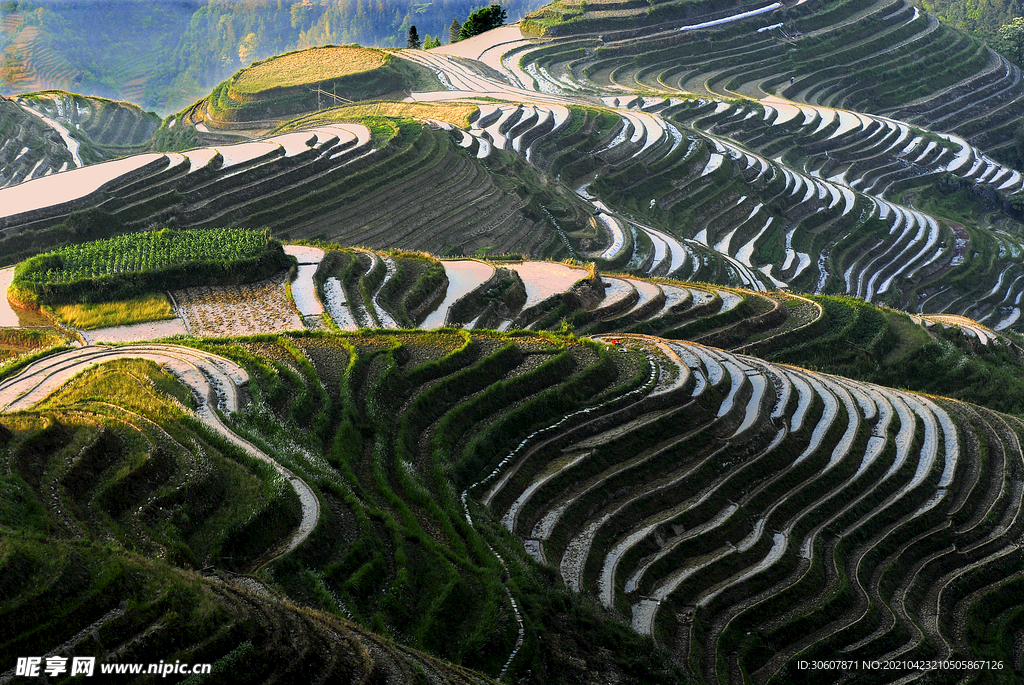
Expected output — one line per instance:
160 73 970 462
423 34 441 49
407 25 420 49
998 17 1024 64
238 32 259 65
290 1 309 30
459 4 507 40
449 17 461 43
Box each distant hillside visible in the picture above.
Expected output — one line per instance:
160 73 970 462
0 0 198 109
0 0 548 113
922 0 1022 42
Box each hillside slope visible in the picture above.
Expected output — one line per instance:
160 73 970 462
5 0 1024 682
0 0 548 112
5 31 1024 330
0 352 498 684
5 295 1024 681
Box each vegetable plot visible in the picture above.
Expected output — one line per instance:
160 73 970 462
12 228 289 305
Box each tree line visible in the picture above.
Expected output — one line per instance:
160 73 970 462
407 5 508 49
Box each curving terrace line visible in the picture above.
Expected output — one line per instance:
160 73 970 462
0 344 320 568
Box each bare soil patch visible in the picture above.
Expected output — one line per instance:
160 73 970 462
174 273 301 338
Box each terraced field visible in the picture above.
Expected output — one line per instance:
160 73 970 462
512 0 1024 318
191 45 444 134
522 0 1023 158
0 95 78 186
0 90 166 196
6 276 1024 681
0 18 81 94
5 0 1024 680
5 236 1024 681
202 248 1024 414
0 345 497 684
484 334 1008 683
0 117 597 266
421 54 1024 328
7 2 1023 328
20 91 161 152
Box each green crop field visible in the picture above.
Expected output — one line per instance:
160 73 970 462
10 228 289 306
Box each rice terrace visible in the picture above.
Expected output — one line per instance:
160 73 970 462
3 0 1024 681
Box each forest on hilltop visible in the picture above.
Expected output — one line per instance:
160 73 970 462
923 0 1022 40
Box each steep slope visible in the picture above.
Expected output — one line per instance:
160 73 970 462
309 249 1024 415
0 538 496 685
6 320 1024 682
0 332 687 684
0 90 162 188
6 85 1023 329
4 0 1023 328
0 353 496 684
397 31 1024 326
0 116 596 268
3 7 1024 681
519 0 1024 165
18 91 161 154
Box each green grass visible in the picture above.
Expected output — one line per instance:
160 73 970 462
49 292 175 330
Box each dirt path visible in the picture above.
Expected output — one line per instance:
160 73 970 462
0 343 320 569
